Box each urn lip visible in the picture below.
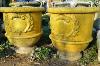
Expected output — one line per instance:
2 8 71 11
47 7 100 14
9 2 41 7
0 7 45 13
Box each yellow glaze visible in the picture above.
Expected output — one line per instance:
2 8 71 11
48 7 99 61
0 7 44 47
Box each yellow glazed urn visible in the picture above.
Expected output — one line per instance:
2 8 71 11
48 7 99 61
0 7 44 54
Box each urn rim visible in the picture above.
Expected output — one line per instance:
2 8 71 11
0 7 45 13
47 7 100 14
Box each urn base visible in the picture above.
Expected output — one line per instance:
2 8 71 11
16 47 34 55
58 51 82 61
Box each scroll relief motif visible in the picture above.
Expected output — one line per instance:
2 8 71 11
52 14 80 39
5 13 34 33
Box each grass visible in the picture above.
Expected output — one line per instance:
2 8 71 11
79 41 98 66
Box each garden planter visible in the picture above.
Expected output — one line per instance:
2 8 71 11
97 30 100 61
94 12 100 65
0 7 44 54
48 7 99 61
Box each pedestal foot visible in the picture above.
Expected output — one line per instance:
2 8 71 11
16 47 34 55
58 51 82 61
